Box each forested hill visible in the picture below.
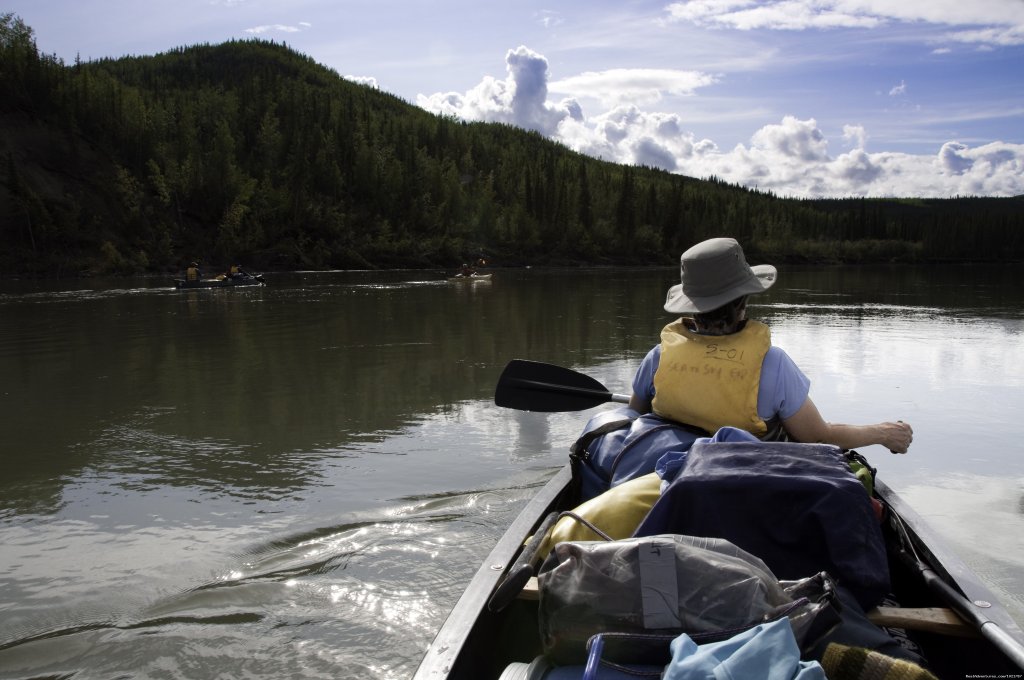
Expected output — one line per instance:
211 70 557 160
1 15 1022 277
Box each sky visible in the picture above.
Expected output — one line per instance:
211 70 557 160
10 0 1024 198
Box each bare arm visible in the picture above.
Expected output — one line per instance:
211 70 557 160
782 397 913 453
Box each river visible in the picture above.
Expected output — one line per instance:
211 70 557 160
0 264 1022 679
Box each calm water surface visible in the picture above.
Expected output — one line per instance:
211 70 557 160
1 265 1022 679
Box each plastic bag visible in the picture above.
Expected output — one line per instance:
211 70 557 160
538 534 839 665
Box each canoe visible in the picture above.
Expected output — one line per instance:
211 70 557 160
173 274 265 289
415 466 1024 679
448 273 493 282
413 362 1024 680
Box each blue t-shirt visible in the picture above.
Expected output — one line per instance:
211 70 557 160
631 343 810 422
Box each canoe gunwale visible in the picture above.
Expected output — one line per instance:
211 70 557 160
876 477 1024 667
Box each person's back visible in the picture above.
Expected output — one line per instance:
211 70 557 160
186 262 200 282
630 238 913 455
653 309 773 436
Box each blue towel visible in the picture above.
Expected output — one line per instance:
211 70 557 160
664 619 826 680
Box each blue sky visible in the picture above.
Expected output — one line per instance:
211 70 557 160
10 0 1024 198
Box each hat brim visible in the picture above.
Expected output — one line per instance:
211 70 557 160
664 264 777 314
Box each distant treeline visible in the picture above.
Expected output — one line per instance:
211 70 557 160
1 13 1022 277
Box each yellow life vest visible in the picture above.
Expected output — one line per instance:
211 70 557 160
186 267 199 281
652 319 771 436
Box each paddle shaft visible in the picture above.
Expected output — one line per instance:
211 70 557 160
508 378 629 404
916 560 1024 669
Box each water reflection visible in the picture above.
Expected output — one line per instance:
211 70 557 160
512 409 551 459
900 474 1024 627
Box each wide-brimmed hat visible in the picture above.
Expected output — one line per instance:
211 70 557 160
664 238 777 314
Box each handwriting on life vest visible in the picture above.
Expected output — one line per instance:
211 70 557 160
661 342 749 381
662 360 749 381
704 343 745 364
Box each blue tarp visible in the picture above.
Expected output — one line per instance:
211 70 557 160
573 409 702 501
634 432 890 610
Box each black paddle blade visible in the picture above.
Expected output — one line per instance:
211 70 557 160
494 359 621 412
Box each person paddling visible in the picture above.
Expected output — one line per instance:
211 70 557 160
628 237 913 453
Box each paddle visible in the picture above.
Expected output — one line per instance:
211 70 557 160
494 359 630 412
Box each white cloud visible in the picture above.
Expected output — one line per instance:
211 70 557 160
244 23 306 35
678 134 1024 198
416 45 570 135
345 75 378 88
663 0 1024 46
945 25 1024 47
633 137 679 171
843 124 867 150
417 46 1024 198
549 69 718 108
665 0 882 31
505 46 561 133
535 10 564 29
832 148 883 186
749 115 830 161
939 141 973 175
889 80 907 96
937 140 1024 197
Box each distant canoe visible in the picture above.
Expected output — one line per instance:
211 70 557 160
174 274 265 289
448 273 493 282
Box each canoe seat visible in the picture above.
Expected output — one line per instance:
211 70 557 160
866 606 978 637
517 578 976 637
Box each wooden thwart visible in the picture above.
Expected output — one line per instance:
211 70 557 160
519 576 540 600
866 605 978 637
515 577 976 637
